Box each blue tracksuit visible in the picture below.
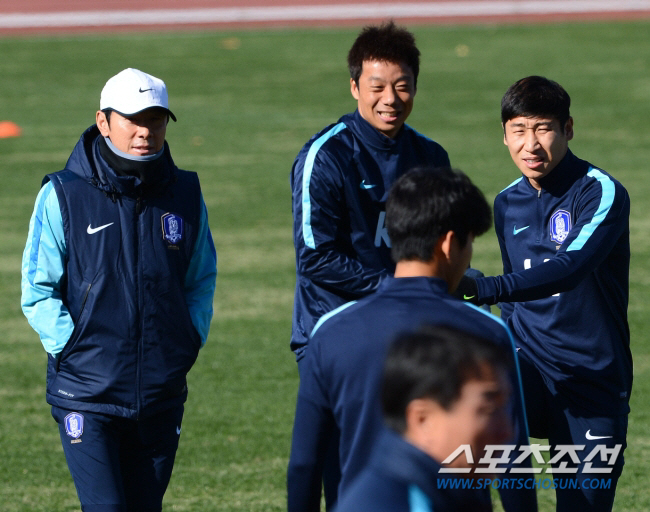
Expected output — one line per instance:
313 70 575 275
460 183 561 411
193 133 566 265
290 110 450 357
333 429 492 512
287 277 536 512
475 150 631 416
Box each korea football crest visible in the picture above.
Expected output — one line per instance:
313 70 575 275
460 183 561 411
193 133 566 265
64 412 84 439
550 210 571 244
161 213 184 246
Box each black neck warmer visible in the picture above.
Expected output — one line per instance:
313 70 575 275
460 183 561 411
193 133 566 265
98 136 166 187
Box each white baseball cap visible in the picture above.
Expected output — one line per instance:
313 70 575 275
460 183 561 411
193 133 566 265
100 68 176 121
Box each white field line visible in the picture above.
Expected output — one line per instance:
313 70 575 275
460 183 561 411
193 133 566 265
1 1 650 29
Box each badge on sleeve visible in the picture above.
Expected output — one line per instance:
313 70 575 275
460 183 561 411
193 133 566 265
161 213 184 246
550 210 571 244
64 412 84 439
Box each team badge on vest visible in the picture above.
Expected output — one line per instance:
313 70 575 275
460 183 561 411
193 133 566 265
162 213 184 245
550 210 571 244
64 412 84 439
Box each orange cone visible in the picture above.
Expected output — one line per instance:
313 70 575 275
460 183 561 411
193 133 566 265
0 121 22 138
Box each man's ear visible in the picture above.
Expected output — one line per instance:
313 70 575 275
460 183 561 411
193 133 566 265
96 110 110 137
437 231 455 262
350 78 360 101
405 398 436 432
404 398 444 448
564 117 574 141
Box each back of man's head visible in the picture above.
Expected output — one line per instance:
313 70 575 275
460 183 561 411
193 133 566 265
381 325 510 434
386 167 491 263
347 20 420 88
501 75 571 128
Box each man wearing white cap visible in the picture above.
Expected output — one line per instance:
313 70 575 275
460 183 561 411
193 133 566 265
21 68 217 511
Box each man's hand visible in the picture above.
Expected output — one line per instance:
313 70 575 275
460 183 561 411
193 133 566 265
453 271 480 305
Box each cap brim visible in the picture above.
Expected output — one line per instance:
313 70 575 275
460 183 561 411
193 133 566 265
107 107 177 122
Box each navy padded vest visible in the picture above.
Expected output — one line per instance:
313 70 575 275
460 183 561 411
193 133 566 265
45 167 203 419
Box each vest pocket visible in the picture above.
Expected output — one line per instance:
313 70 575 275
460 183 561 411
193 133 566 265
77 282 92 322
56 282 92 372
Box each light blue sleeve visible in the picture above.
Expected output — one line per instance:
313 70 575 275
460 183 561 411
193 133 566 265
21 182 73 356
184 194 217 347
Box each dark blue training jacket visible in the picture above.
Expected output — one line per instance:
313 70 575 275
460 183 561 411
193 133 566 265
333 429 492 512
44 126 205 419
287 277 536 512
290 110 450 357
476 151 632 415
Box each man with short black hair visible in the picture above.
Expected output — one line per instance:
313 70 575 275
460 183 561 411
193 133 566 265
290 22 451 506
21 68 217 511
290 21 450 362
456 75 631 511
287 168 536 512
334 325 513 512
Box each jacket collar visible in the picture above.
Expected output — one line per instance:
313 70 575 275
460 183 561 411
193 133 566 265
370 429 492 510
345 109 408 151
379 276 449 296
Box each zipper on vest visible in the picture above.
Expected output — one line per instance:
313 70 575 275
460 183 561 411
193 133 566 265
77 283 92 324
135 195 144 419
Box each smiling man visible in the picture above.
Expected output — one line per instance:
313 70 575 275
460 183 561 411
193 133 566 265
21 68 217 511
455 76 631 511
289 24 450 506
290 21 450 362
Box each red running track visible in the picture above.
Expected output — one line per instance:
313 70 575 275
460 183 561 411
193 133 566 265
1 0 649 35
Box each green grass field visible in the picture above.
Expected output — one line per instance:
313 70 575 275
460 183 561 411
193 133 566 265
1 20 649 511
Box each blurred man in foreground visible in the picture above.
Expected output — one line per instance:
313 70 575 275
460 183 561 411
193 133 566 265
334 325 512 512
288 168 536 511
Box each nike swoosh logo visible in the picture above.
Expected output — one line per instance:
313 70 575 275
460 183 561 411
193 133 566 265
585 429 613 441
87 222 114 234
463 295 475 300
176 426 182 435
513 225 530 235
360 180 377 190
139 87 153 93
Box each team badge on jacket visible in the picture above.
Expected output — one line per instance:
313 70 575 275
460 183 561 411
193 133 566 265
162 213 184 245
64 412 84 439
550 210 571 244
